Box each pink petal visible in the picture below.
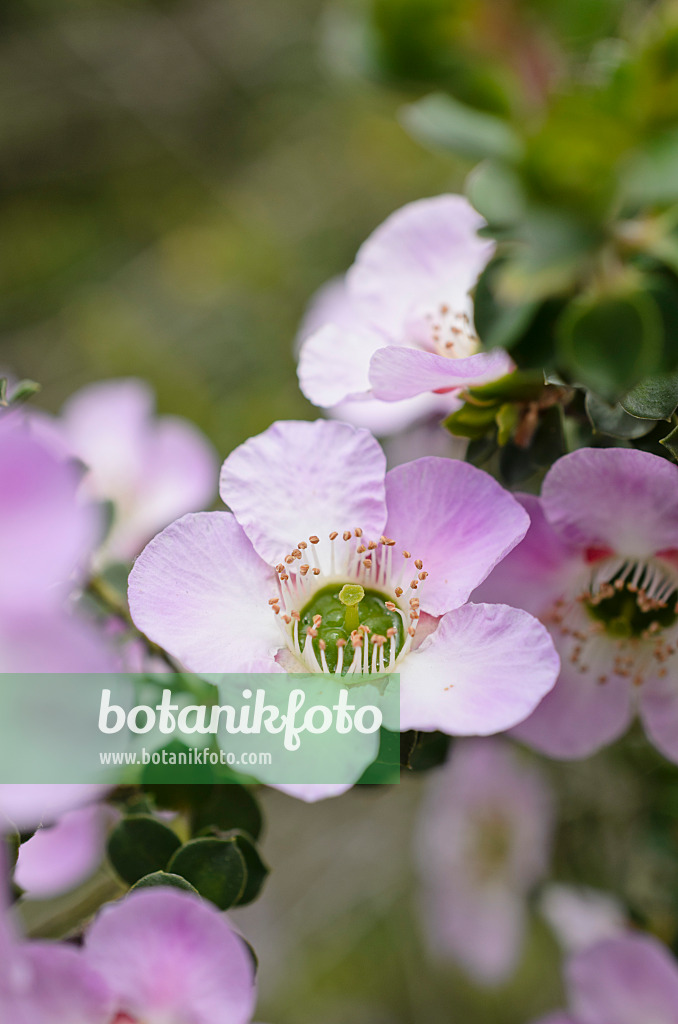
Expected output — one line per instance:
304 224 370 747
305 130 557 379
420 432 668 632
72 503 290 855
398 603 559 734
329 391 460 438
370 346 514 401
15 805 115 899
85 889 256 1024
568 934 678 1024
0 786 109 832
270 783 355 802
0 944 112 1024
512 653 634 760
0 609 116 674
0 419 99 609
298 324 382 406
473 494 584 618
540 884 627 955
542 448 678 558
128 512 280 673
219 419 387 566
348 194 492 340
640 669 678 763
385 457 530 616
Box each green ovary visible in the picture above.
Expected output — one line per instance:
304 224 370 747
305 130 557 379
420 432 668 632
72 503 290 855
586 584 678 639
299 584 405 674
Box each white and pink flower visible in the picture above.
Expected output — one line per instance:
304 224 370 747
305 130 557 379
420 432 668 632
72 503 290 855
128 418 558 739
477 447 678 761
297 195 514 436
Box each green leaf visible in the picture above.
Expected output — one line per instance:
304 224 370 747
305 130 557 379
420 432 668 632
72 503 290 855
443 401 499 439
9 380 41 406
400 731 452 772
496 403 519 446
586 392 657 438
107 816 181 887
227 832 270 907
192 785 263 842
400 93 523 162
465 160 526 227
129 871 199 894
660 424 678 460
557 292 663 402
621 372 678 420
623 129 678 205
167 837 247 910
473 259 538 350
467 369 545 403
0 379 7 404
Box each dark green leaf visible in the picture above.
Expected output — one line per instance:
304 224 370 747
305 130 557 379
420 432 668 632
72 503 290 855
621 372 678 420
227 832 269 907
9 379 41 405
401 731 452 772
192 784 263 842
107 816 181 887
557 292 663 402
660 424 678 460
473 259 538 350
465 160 526 226
400 93 523 162
586 392 657 438
167 837 247 910
129 871 199 894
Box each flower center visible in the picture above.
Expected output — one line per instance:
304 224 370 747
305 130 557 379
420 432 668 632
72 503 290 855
271 530 427 674
406 303 481 360
545 558 678 687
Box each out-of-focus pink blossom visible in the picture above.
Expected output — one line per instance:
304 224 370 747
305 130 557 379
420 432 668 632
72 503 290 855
36 378 218 565
416 738 553 985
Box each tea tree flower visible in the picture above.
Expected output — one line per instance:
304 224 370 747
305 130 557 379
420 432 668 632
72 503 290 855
297 196 514 433
129 419 558 737
532 933 678 1024
0 882 257 1024
416 739 553 985
477 447 678 761
37 378 218 564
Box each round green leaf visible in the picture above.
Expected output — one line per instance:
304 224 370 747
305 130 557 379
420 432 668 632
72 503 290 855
586 392 657 438
400 93 522 162
228 832 270 907
621 372 678 420
557 292 663 403
129 871 199 894
167 837 247 911
107 816 181 887
192 784 263 842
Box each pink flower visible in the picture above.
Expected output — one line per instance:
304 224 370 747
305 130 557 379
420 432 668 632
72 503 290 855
416 739 553 985
539 884 627 955
532 933 678 1024
0 880 257 1024
129 419 558 740
38 378 218 564
297 196 514 436
477 447 678 761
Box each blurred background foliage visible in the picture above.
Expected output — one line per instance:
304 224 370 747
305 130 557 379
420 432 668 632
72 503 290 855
7 1 678 1021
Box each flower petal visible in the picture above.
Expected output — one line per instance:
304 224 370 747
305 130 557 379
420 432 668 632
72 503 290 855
397 603 559 734
348 194 492 340
568 934 678 1024
542 448 678 557
0 610 116 674
15 805 114 900
329 391 459 438
385 458 530 615
128 512 280 673
473 495 584 618
85 889 256 1024
0 786 109 832
0 419 99 609
511 650 634 759
298 324 382 406
219 420 387 565
639 669 678 763
370 347 514 401
0 944 112 1024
